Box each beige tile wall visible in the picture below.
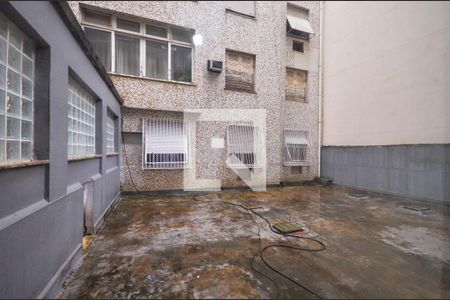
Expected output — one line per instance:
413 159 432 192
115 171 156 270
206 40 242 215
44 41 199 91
70 1 320 191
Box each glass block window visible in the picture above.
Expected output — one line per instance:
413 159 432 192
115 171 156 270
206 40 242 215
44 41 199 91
106 112 115 154
68 78 96 159
0 13 35 162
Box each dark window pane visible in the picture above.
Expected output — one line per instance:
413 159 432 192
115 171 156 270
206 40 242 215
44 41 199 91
85 27 111 71
83 9 111 27
146 40 168 80
171 28 193 44
171 45 192 82
293 40 304 53
117 18 140 33
115 34 140 76
146 25 167 38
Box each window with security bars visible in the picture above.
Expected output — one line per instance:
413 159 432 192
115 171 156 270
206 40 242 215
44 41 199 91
286 68 307 101
106 112 115 154
225 50 255 92
0 13 35 162
227 124 262 169
143 118 189 169
68 79 96 159
283 129 310 166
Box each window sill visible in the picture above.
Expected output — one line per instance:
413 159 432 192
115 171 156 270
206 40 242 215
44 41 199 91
224 87 256 94
68 154 102 162
286 98 308 103
225 9 256 20
0 159 49 170
109 73 196 87
107 153 119 157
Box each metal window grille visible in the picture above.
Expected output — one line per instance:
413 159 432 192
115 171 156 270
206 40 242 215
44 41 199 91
227 124 263 169
68 79 96 159
283 129 310 166
143 118 189 169
0 13 35 162
106 113 115 154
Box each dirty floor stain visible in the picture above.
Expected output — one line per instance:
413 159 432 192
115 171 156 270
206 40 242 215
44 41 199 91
60 185 450 299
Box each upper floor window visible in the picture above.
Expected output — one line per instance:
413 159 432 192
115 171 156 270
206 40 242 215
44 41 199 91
81 8 194 83
225 50 255 93
286 5 313 40
226 1 255 18
143 118 189 169
293 40 304 53
68 78 96 159
0 13 35 162
106 111 115 154
286 68 307 102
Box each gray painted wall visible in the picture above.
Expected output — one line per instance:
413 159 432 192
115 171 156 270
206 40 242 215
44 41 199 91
321 145 450 203
0 1 121 298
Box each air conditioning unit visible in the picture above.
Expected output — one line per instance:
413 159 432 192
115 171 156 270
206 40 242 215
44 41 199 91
207 60 223 73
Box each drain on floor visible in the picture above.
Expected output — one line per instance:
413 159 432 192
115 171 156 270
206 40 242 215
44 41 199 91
403 205 430 212
272 218 304 234
346 193 369 200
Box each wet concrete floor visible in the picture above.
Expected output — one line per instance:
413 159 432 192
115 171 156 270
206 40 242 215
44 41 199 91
61 185 450 299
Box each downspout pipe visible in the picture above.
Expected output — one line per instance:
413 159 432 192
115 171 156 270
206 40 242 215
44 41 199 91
318 1 324 177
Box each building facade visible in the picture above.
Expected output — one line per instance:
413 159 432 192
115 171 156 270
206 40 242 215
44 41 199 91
68 1 321 191
321 1 450 202
0 1 122 298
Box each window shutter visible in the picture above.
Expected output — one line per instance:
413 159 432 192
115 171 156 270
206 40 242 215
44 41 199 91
226 1 255 17
225 51 255 92
286 68 307 101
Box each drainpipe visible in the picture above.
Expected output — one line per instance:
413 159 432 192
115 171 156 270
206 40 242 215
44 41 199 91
318 1 324 177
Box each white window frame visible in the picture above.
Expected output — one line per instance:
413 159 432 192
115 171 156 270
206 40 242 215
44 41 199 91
80 8 194 83
142 117 190 170
68 78 96 159
226 123 263 169
0 14 35 163
283 129 311 166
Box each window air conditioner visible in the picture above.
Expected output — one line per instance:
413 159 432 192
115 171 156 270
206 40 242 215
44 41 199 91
207 60 223 73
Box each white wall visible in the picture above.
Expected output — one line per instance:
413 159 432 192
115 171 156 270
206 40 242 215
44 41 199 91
322 1 450 146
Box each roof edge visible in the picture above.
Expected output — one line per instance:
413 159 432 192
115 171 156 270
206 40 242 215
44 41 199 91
52 1 123 104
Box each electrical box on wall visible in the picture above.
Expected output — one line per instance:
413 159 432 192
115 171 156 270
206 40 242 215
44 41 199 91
207 60 223 73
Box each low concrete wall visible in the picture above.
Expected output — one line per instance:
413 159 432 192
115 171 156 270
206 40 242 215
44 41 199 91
321 145 450 203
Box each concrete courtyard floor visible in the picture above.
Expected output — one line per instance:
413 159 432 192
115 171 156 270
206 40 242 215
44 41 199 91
61 185 450 299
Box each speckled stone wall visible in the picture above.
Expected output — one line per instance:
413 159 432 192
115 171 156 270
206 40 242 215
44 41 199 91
69 1 320 191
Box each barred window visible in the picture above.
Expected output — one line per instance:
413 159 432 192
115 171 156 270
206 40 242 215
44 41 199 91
106 112 115 154
225 50 255 93
286 68 307 101
283 129 310 166
227 124 263 169
143 118 189 169
68 79 96 159
0 13 35 162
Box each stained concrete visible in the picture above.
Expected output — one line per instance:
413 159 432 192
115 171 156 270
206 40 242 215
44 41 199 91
61 185 450 299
